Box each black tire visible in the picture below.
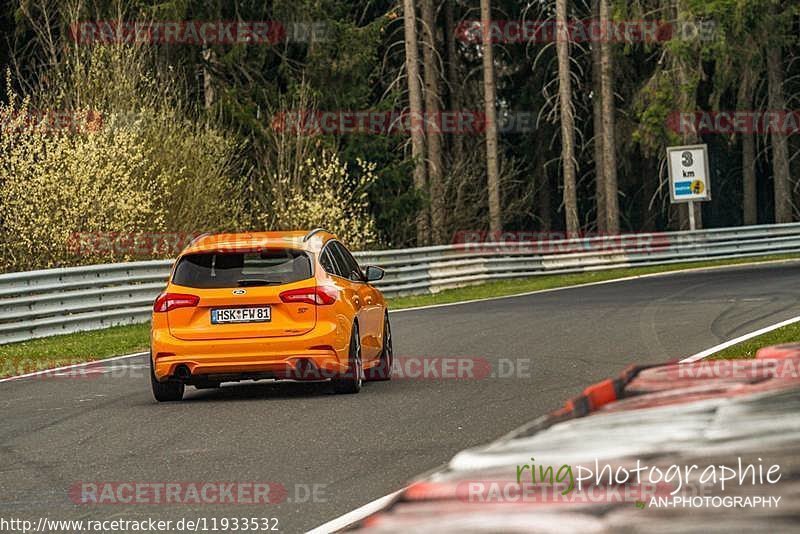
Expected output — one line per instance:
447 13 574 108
332 324 363 394
366 315 393 381
149 353 184 402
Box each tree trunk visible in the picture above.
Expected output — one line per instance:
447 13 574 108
444 0 464 164
538 170 553 232
421 0 445 244
534 150 552 231
202 47 215 109
403 0 430 244
737 69 757 225
591 0 606 233
599 0 618 234
641 154 658 231
556 0 579 235
480 0 502 233
767 43 792 223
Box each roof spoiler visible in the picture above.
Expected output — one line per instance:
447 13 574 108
303 228 331 242
186 232 212 247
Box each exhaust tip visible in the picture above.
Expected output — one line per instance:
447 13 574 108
173 364 192 381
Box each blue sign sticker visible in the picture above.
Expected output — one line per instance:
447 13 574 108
675 181 692 196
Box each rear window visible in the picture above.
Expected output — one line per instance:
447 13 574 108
172 249 312 288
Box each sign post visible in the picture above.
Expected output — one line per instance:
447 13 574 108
667 144 711 231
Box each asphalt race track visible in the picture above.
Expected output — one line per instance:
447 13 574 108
2 262 800 533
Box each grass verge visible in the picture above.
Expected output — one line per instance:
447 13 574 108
1 253 798 377
709 321 800 360
0 323 150 378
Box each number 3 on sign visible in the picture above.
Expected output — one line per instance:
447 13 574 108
667 144 711 203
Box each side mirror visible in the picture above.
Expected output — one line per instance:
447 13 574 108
365 265 385 282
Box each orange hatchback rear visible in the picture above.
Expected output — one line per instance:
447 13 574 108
149 229 393 401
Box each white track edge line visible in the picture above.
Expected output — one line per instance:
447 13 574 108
306 489 403 534
390 257 800 314
0 351 147 384
315 258 800 532
679 315 800 363
1 258 796 384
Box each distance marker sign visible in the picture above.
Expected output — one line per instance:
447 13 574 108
667 144 711 203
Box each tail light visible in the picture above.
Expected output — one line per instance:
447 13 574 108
280 286 337 306
153 293 200 313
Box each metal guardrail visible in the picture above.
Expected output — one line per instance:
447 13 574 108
2 222 800 344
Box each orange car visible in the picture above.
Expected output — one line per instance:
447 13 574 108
149 229 392 401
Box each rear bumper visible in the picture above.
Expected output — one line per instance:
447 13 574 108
151 320 349 382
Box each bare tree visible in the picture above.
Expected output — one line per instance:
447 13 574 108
599 0 618 234
766 40 791 223
674 58 703 230
480 0 502 233
421 0 445 243
556 0 579 234
403 0 430 244
737 67 757 225
444 0 464 164
591 0 606 232
202 47 216 109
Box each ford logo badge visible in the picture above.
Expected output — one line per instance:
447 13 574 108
232 289 246 295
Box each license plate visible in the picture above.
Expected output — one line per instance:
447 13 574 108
211 307 271 324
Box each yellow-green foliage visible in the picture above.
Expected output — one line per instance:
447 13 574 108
262 150 378 250
0 86 242 272
0 42 381 272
